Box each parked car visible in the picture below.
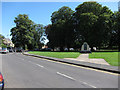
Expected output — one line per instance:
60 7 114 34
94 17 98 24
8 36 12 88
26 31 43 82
14 47 23 52
7 47 13 52
9 48 13 52
0 72 4 90
34 48 40 51
0 48 9 54
41 48 51 51
0 48 2 53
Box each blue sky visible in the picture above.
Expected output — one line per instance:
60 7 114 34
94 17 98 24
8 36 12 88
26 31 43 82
2 2 119 39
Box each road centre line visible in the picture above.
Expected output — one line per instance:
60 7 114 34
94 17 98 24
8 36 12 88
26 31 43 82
14 54 44 68
36 64 44 68
81 81 97 88
56 72 97 88
56 72 75 81
28 61 32 63
29 56 119 76
27 57 96 88
28 60 44 68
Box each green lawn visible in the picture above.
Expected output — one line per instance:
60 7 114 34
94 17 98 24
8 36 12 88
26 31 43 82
89 52 120 66
28 51 80 59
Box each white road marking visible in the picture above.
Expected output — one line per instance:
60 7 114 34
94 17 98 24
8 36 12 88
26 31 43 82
56 72 97 88
36 64 44 68
82 81 97 88
32 57 119 76
15 54 97 88
28 61 32 63
28 61 44 68
56 72 75 80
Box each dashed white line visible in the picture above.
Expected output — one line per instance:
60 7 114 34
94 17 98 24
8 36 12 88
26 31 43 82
56 72 97 88
28 60 44 68
56 72 75 80
82 81 97 88
28 61 32 63
36 64 44 68
20 55 97 88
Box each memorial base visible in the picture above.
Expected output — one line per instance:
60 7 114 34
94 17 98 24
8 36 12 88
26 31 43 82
80 51 91 53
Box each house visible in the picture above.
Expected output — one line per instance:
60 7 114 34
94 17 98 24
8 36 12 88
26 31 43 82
3 38 14 47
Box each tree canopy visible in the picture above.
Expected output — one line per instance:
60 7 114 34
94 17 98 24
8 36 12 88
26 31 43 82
10 14 45 50
110 12 120 51
49 6 74 51
45 1 119 51
73 1 113 50
10 2 119 51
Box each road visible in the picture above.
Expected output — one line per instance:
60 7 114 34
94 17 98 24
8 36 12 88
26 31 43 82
0 53 119 88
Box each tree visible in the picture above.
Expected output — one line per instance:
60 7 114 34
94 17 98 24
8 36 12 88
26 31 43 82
110 12 120 51
0 34 6 48
45 24 55 50
49 6 74 51
33 24 45 50
10 14 45 50
74 1 113 51
10 14 35 49
0 34 5 39
0 43 7 48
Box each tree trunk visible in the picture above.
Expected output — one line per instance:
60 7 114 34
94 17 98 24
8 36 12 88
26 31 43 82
67 46 70 52
91 47 94 52
60 47 64 52
68 48 70 52
119 45 120 52
52 47 54 51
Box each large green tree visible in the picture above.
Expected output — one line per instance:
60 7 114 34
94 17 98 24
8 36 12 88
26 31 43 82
10 14 44 50
48 6 74 51
33 24 45 50
11 14 35 49
45 24 55 50
74 1 113 51
109 12 120 51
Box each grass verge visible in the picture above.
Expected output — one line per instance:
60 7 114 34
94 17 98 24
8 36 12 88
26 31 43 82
89 52 120 66
28 51 80 59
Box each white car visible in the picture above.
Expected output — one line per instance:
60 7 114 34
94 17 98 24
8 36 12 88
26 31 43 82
0 48 9 54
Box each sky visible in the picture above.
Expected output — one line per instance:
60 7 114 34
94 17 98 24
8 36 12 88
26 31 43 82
1 1 119 41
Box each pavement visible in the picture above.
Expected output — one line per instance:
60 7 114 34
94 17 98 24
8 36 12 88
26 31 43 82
64 54 110 65
1 53 119 88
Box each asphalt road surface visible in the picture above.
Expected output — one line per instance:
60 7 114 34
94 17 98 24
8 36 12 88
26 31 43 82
0 53 119 88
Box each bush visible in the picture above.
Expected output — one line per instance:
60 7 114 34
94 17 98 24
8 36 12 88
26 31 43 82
0 43 7 48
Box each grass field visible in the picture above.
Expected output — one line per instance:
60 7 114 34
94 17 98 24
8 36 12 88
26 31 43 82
28 51 80 59
89 52 120 66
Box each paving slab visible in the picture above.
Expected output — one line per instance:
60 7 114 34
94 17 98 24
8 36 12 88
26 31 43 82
64 54 110 65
